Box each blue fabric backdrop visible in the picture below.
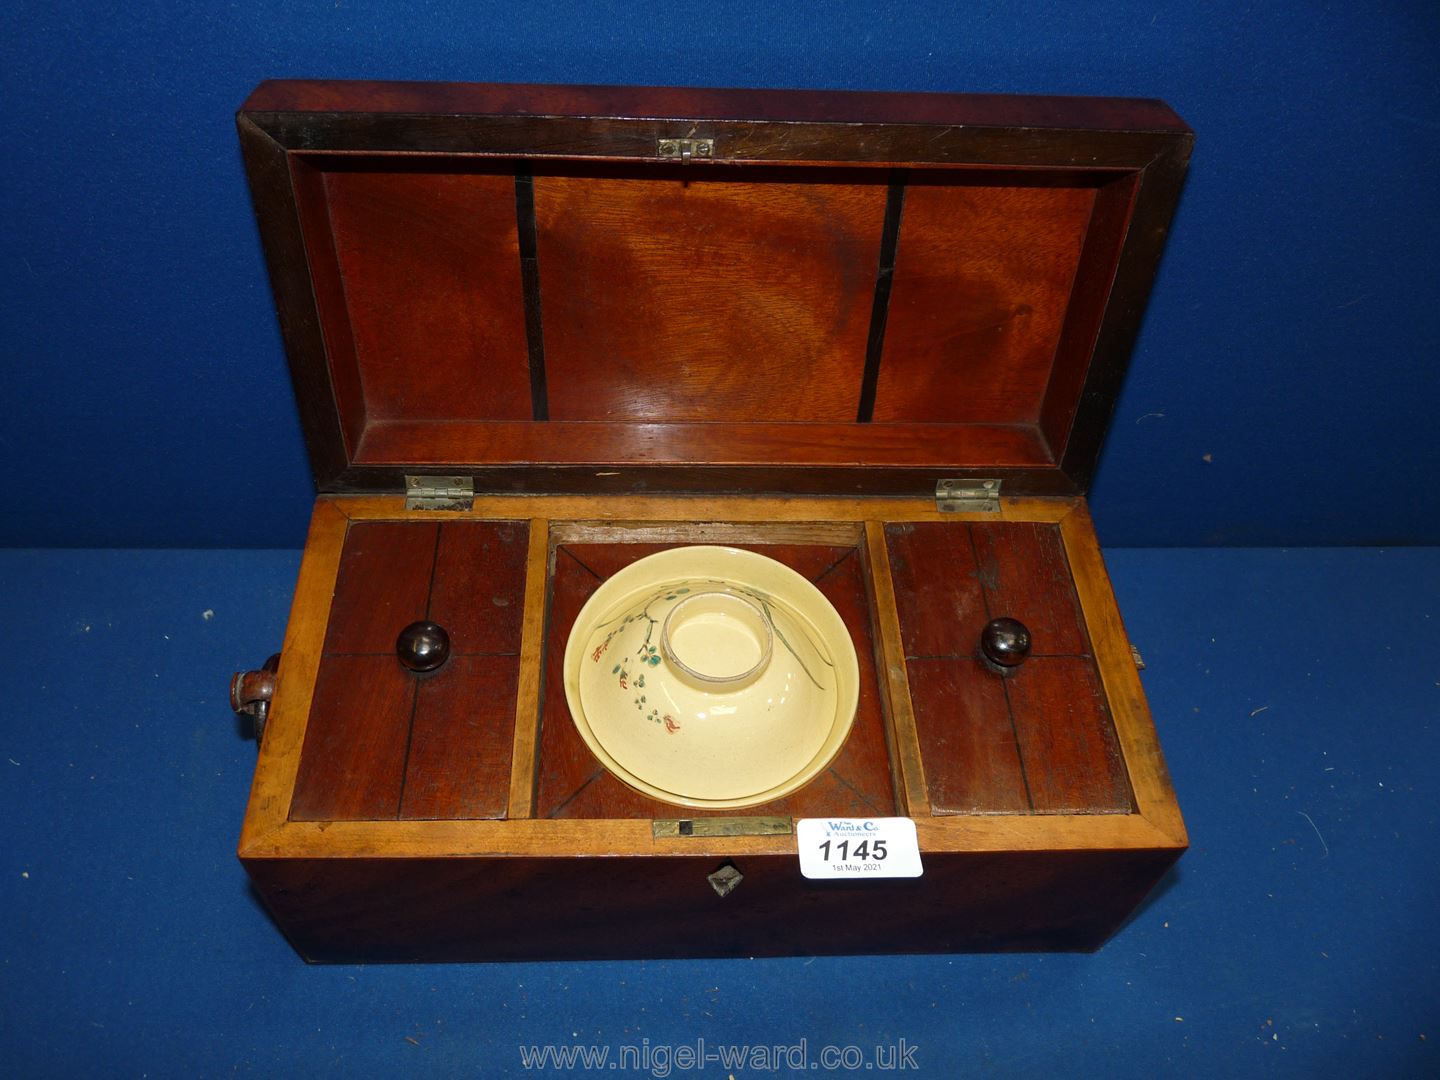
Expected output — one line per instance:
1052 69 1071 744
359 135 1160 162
3 1 1436 547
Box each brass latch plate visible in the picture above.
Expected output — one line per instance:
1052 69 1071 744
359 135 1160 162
652 816 792 839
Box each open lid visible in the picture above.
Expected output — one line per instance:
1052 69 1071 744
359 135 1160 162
238 80 1191 497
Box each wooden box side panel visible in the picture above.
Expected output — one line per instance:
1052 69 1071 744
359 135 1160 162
243 846 1181 962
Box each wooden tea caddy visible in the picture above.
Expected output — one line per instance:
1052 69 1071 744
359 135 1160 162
230 80 1192 961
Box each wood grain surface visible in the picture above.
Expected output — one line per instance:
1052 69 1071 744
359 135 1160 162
242 499 1185 955
321 521 437 655
240 82 1192 501
351 418 1054 469
291 520 529 821
534 168 885 422
400 655 519 820
289 655 413 820
316 165 532 425
243 80 1190 133
875 182 1094 425
245 845 1182 961
1007 657 1131 812
884 519 1131 815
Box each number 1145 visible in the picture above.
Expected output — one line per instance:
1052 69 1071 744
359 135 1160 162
818 838 888 861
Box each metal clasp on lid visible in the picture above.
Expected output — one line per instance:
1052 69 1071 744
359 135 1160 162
657 137 713 162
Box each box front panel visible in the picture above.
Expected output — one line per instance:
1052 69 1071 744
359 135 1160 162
245 846 1182 961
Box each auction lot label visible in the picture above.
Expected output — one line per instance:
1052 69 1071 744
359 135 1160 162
796 818 923 880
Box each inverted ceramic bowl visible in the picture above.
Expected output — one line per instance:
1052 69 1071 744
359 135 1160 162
563 546 860 809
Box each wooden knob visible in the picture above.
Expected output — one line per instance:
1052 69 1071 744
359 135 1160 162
980 617 1031 670
230 653 280 742
396 620 450 673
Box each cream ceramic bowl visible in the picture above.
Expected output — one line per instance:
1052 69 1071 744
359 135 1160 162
563 546 860 809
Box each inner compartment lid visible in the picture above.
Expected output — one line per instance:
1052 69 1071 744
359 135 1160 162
238 81 1192 497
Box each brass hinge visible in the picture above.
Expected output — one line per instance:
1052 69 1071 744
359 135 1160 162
657 137 713 162
404 475 474 511
935 478 1001 513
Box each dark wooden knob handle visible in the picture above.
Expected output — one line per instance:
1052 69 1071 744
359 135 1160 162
230 653 280 742
396 620 451 673
980 617 1031 670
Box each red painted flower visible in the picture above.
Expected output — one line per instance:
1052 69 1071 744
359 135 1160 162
619 674 628 690
663 715 680 733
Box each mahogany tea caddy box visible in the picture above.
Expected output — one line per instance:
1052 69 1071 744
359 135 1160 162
230 80 1192 961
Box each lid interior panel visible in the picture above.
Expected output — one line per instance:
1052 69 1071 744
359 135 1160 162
285 155 1143 481
874 177 1097 426
533 166 886 423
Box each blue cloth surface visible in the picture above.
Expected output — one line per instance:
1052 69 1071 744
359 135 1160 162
1 546 1436 1076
